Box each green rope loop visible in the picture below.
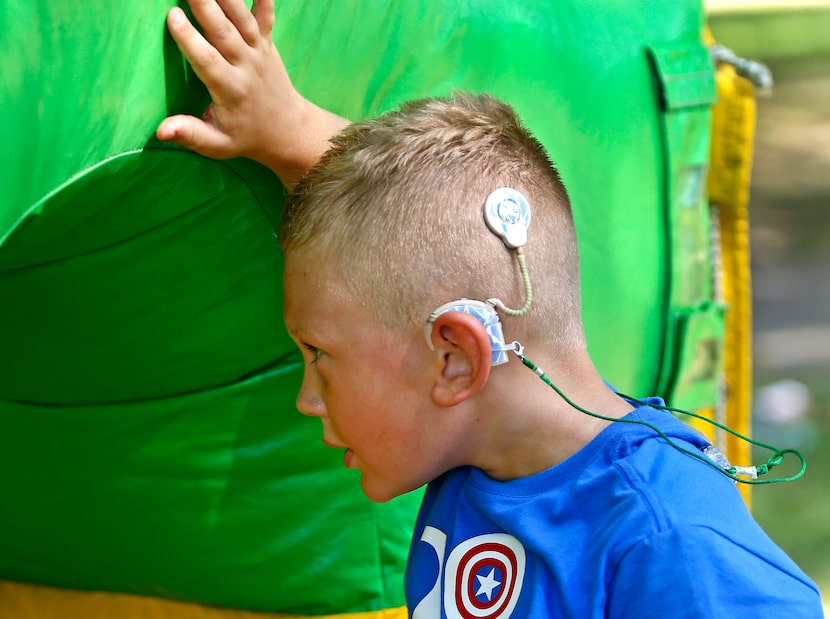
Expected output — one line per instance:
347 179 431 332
518 354 807 485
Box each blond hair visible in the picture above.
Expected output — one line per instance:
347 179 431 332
281 92 585 351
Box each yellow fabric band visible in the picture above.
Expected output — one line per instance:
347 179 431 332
706 29 758 507
0 580 408 619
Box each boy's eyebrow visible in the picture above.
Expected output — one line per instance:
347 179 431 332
282 318 304 338
285 324 306 339
286 322 319 342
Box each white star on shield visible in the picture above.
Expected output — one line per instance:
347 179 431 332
475 567 502 601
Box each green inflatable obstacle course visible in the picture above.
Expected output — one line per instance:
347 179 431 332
1 1 748 617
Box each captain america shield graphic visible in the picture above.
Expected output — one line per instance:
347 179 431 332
443 533 526 618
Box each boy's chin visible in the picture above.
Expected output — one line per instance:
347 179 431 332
360 477 419 504
360 482 398 504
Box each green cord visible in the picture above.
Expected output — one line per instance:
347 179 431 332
518 353 807 485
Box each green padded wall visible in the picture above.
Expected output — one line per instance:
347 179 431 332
0 0 718 614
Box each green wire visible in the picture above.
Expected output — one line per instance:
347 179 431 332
518 354 807 485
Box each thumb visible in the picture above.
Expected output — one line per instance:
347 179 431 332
156 114 234 159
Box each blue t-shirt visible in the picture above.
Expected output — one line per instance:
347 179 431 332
405 403 823 618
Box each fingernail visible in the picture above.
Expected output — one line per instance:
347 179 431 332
170 7 184 26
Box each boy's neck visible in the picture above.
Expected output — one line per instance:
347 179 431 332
468 348 633 482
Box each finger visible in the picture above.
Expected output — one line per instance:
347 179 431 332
251 0 275 38
167 7 230 82
156 115 235 159
216 0 263 47
186 0 247 61
156 114 200 143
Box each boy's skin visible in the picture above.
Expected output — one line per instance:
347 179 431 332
282 258 632 502
157 0 634 504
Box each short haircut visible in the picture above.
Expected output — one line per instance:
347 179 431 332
281 92 585 351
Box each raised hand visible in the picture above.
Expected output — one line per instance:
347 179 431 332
156 0 347 189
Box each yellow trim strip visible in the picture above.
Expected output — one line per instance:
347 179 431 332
707 48 757 506
0 580 408 619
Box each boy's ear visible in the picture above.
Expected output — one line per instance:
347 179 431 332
428 311 492 407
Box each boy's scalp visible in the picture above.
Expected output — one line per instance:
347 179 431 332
282 92 561 249
281 92 584 351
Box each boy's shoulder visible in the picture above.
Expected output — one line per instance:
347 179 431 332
420 403 744 535
409 409 823 617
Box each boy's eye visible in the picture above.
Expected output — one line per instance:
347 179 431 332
304 344 323 364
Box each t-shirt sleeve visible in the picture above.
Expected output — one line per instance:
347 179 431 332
606 524 823 618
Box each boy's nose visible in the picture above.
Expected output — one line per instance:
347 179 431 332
296 380 325 418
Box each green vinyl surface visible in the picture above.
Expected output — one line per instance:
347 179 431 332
0 0 717 613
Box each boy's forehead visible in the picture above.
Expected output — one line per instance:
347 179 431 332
283 257 351 327
283 249 333 285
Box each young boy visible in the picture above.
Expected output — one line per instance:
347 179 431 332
159 2 824 616
278 91 822 618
